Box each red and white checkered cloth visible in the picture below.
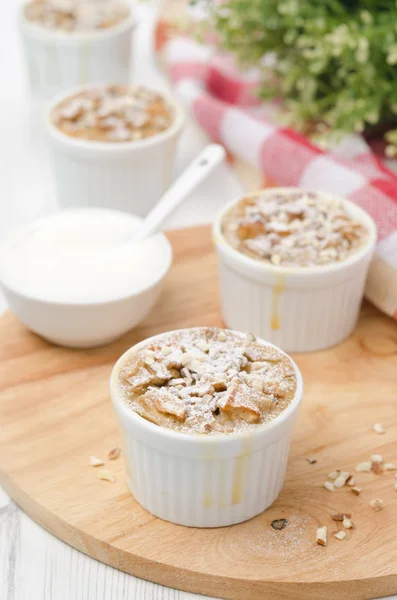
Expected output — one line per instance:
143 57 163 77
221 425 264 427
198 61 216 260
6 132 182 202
162 36 397 319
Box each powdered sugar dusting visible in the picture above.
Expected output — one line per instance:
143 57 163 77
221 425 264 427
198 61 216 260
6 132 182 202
51 85 174 143
223 189 368 267
24 0 130 32
119 328 297 435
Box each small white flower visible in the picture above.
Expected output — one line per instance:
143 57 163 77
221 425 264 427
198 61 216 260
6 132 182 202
278 0 298 16
360 10 373 24
387 44 397 65
356 38 369 64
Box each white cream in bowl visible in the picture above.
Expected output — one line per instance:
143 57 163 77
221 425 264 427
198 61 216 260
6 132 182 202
0 208 172 347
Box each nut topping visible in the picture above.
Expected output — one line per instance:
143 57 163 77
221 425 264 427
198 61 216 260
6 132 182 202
316 526 327 546
342 516 353 529
90 456 104 467
369 498 384 511
333 472 350 488
119 328 297 434
331 513 351 522
98 470 115 483
323 481 334 492
370 454 383 464
355 462 372 472
24 0 130 32
52 85 174 144
384 463 397 471
223 190 368 268
373 423 385 434
108 447 121 460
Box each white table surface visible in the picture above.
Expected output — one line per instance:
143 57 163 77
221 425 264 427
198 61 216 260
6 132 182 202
0 3 395 600
0 2 241 599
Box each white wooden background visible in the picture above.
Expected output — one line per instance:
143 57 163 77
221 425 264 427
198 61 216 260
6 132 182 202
0 486 210 600
0 1 395 599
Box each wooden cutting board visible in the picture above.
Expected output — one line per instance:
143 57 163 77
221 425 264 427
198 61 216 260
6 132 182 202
1 225 397 600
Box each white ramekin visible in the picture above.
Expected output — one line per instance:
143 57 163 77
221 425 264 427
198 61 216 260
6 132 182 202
45 85 185 216
0 211 172 348
18 3 135 102
110 329 303 528
213 188 377 353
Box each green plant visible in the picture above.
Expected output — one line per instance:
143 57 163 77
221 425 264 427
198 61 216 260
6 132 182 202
211 0 397 152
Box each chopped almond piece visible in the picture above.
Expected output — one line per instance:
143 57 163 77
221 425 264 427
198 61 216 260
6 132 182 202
351 487 362 496
369 498 383 511
108 447 121 460
250 361 269 372
346 475 355 486
328 471 340 480
355 462 372 472
183 383 215 398
316 526 327 546
98 470 115 483
160 345 172 356
334 530 346 541
334 472 350 488
373 423 385 434
90 456 104 467
331 513 351 522
323 481 334 492
342 516 353 529
164 353 185 370
195 339 210 352
149 361 175 384
384 463 397 471
371 454 383 464
306 457 317 464
372 462 384 475
251 379 263 392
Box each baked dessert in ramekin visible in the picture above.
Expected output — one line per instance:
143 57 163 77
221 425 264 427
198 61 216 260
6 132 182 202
213 188 377 352
19 0 135 101
46 84 185 216
110 327 303 527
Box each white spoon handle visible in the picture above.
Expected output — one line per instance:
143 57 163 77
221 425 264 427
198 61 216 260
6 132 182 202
132 144 226 243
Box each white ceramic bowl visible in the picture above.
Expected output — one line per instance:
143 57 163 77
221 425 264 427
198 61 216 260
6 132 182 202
213 188 377 353
18 2 135 102
0 211 172 348
46 85 185 217
110 328 303 528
